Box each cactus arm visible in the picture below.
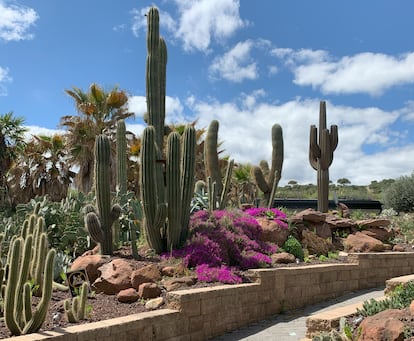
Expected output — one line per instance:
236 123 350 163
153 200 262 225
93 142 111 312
219 159 234 210
180 126 196 243
4 238 24 335
309 125 319 170
267 170 281 209
141 126 166 253
116 119 128 195
204 120 222 195
166 132 182 248
85 212 104 244
22 248 56 334
268 124 284 189
252 166 271 194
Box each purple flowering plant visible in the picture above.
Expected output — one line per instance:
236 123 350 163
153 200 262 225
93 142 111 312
244 207 288 229
166 209 279 284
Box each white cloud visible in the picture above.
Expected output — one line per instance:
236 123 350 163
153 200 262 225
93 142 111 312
209 40 257 82
131 7 177 38
128 95 186 124
185 94 410 185
273 48 414 96
0 1 38 41
25 126 64 139
0 66 11 96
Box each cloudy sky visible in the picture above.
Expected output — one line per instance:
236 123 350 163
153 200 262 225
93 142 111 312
2 0 414 186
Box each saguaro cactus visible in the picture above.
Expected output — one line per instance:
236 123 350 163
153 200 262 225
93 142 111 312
252 124 284 208
309 101 338 213
85 134 121 255
204 120 234 210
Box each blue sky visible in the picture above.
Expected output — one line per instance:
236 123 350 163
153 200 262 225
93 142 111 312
2 0 414 186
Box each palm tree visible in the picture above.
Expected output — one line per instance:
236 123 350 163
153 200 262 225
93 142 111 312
0 112 27 205
7 134 75 205
61 83 134 193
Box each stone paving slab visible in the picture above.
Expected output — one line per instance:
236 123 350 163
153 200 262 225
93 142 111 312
209 287 385 341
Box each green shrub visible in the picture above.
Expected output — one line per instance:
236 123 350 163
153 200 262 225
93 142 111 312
357 281 414 317
283 235 304 260
383 173 414 212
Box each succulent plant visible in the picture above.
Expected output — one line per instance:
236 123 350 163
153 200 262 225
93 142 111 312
4 234 55 336
204 120 234 210
84 134 121 255
140 7 196 254
64 281 89 323
252 124 284 208
309 101 338 213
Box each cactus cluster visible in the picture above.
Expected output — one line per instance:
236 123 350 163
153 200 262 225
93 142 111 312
204 120 234 210
141 7 196 253
252 124 284 208
64 281 89 323
3 203 56 336
309 101 338 213
84 134 121 255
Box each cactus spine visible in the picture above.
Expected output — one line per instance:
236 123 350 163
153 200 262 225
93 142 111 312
252 124 284 208
140 7 196 253
309 101 338 213
204 120 234 210
85 134 121 255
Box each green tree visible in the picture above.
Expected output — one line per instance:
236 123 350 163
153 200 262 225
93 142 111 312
337 178 351 186
61 84 134 193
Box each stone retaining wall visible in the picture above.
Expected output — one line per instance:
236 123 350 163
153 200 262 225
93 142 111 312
7 252 414 341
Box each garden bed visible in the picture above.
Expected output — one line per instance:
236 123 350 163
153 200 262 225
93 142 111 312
2 252 414 341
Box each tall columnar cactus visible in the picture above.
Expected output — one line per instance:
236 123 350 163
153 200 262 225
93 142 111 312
252 124 284 208
85 134 121 255
204 120 234 210
4 236 55 336
140 7 196 253
141 125 196 253
309 101 338 213
116 119 128 196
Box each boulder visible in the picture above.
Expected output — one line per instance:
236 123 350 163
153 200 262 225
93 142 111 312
344 232 385 252
131 264 162 290
290 209 326 223
145 297 164 310
93 258 133 295
301 229 333 256
70 254 108 283
162 276 197 291
360 226 394 242
356 218 391 228
117 288 139 303
271 252 296 264
357 309 406 341
315 223 332 239
256 217 290 246
138 282 162 299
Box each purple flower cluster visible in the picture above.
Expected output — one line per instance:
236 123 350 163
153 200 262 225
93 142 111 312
195 264 242 284
167 209 279 284
244 207 288 229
